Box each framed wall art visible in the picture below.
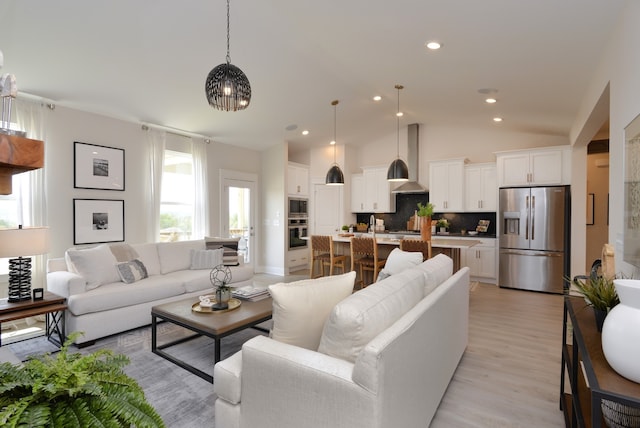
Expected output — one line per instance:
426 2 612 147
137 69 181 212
73 198 124 245
74 142 125 190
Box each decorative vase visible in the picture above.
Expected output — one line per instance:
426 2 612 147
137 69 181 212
216 288 232 303
420 216 431 241
601 279 640 383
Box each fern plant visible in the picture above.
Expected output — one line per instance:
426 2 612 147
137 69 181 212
0 332 165 427
569 275 620 312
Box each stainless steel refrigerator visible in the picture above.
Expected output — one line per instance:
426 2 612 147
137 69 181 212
498 186 570 294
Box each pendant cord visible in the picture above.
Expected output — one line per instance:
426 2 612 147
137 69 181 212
332 100 339 164
226 0 231 64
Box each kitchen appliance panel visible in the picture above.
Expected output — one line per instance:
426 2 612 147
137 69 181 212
499 249 565 293
499 187 528 249
529 186 566 252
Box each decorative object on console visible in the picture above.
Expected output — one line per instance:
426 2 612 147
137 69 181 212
0 225 49 302
387 84 409 182
73 198 125 245
210 264 233 310
205 0 251 111
74 142 125 191
602 279 640 383
32 287 44 300
569 272 618 331
325 100 344 185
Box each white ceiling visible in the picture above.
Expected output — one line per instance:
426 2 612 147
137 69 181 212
0 1 626 152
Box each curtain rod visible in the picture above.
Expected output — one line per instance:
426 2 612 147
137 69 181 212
141 123 212 143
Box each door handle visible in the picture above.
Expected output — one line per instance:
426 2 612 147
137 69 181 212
525 196 529 240
531 196 535 241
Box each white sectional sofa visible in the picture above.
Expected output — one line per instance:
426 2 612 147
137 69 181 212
214 254 469 428
46 239 254 345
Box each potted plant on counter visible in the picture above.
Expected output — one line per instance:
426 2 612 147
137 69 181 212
417 202 434 241
436 218 450 234
569 274 619 331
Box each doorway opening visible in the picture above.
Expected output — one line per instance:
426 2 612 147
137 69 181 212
586 138 610 271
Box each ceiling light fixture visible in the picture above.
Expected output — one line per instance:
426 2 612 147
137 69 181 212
373 95 382 101
425 41 442 50
387 84 409 182
302 130 309 136
485 98 497 104
326 100 344 185
493 117 503 122
205 0 251 111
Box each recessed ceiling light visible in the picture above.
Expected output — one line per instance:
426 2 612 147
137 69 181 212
302 130 309 135
373 95 382 101
330 140 336 145
493 117 503 122
485 98 497 104
396 112 403 117
425 41 442 50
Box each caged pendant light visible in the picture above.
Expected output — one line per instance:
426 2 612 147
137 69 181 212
205 0 251 111
387 84 409 181
325 100 345 185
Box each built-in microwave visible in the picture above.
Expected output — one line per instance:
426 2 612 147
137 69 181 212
288 197 308 218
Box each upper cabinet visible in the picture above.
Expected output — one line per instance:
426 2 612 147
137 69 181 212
429 158 466 212
465 163 497 212
351 166 396 213
287 162 309 196
495 146 571 187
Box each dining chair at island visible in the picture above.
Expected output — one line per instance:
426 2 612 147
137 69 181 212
350 236 386 288
309 235 347 279
399 239 432 261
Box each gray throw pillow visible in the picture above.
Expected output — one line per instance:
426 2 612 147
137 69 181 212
116 259 148 284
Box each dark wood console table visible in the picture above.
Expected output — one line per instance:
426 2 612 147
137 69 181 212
561 296 640 427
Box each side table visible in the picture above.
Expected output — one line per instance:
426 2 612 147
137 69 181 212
0 291 67 348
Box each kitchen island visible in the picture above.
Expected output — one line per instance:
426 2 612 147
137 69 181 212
329 234 481 272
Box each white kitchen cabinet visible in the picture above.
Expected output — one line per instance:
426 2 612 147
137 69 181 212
429 158 466 212
461 237 497 283
287 248 309 272
465 163 497 212
351 174 365 212
350 167 395 213
288 163 309 196
496 146 570 187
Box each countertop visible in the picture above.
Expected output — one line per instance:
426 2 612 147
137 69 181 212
331 234 481 249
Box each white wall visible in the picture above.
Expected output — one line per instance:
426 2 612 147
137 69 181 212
260 142 286 275
43 105 260 260
572 1 640 278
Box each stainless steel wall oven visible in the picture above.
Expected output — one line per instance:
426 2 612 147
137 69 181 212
288 217 308 250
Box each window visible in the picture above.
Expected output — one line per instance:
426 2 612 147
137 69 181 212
159 150 195 242
0 178 20 278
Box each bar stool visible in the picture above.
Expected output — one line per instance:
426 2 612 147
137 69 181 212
309 235 347 278
399 239 432 261
350 236 386 288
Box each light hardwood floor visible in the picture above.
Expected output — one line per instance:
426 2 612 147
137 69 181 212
431 282 565 427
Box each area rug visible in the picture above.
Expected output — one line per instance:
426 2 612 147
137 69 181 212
8 322 269 427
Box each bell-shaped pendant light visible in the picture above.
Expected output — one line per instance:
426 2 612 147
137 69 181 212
205 0 251 111
387 84 409 181
326 100 345 185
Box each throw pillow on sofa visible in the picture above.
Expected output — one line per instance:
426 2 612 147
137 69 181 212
268 271 356 351
205 237 240 266
377 248 423 282
116 259 148 284
65 244 121 290
190 248 224 270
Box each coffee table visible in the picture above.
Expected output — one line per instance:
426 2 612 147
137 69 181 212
151 296 272 383
0 291 67 348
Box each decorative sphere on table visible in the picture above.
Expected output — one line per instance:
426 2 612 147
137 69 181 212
210 264 232 288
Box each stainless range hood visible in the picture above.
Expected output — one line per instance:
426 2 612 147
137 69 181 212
392 123 427 193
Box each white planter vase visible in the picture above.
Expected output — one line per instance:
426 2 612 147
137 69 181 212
601 279 640 383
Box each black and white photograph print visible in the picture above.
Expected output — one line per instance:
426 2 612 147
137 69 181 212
74 199 124 244
93 158 109 177
74 141 125 190
92 212 109 230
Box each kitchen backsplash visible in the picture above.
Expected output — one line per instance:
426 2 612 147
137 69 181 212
355 193 497 235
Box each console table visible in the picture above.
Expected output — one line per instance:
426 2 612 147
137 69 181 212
561 296 640 427
0 291 67 348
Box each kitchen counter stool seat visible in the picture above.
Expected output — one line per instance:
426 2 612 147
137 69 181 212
350 236 386 288
400 239 432 261
310 235 347 278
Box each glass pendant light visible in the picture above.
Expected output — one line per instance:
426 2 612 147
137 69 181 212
205 0 251 111
326 100 345 185
387 84 409 181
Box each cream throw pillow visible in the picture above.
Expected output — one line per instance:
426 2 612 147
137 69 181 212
268 271 356 350
65 244 120 290
377 248 423 281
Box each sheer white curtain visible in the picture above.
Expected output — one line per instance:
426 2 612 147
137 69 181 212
144 128 166 242
14 99 49 289
192 139 209 238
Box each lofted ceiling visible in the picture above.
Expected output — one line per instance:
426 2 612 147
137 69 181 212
0 1 626 152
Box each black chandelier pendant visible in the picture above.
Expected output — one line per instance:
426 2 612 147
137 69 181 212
205 0 251 111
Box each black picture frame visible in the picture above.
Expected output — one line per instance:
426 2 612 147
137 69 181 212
74 141 125 191
587 193 595 226
73 198 125 245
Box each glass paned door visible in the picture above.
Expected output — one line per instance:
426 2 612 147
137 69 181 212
222 177 256 265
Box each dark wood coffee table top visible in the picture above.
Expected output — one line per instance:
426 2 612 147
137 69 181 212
151 296 272 337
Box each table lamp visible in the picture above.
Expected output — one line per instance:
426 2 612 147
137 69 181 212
0 225 49 302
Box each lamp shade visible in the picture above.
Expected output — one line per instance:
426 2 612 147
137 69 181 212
387 158 409 181
0 227 50 257
325 164 344 185
205 63 252 111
